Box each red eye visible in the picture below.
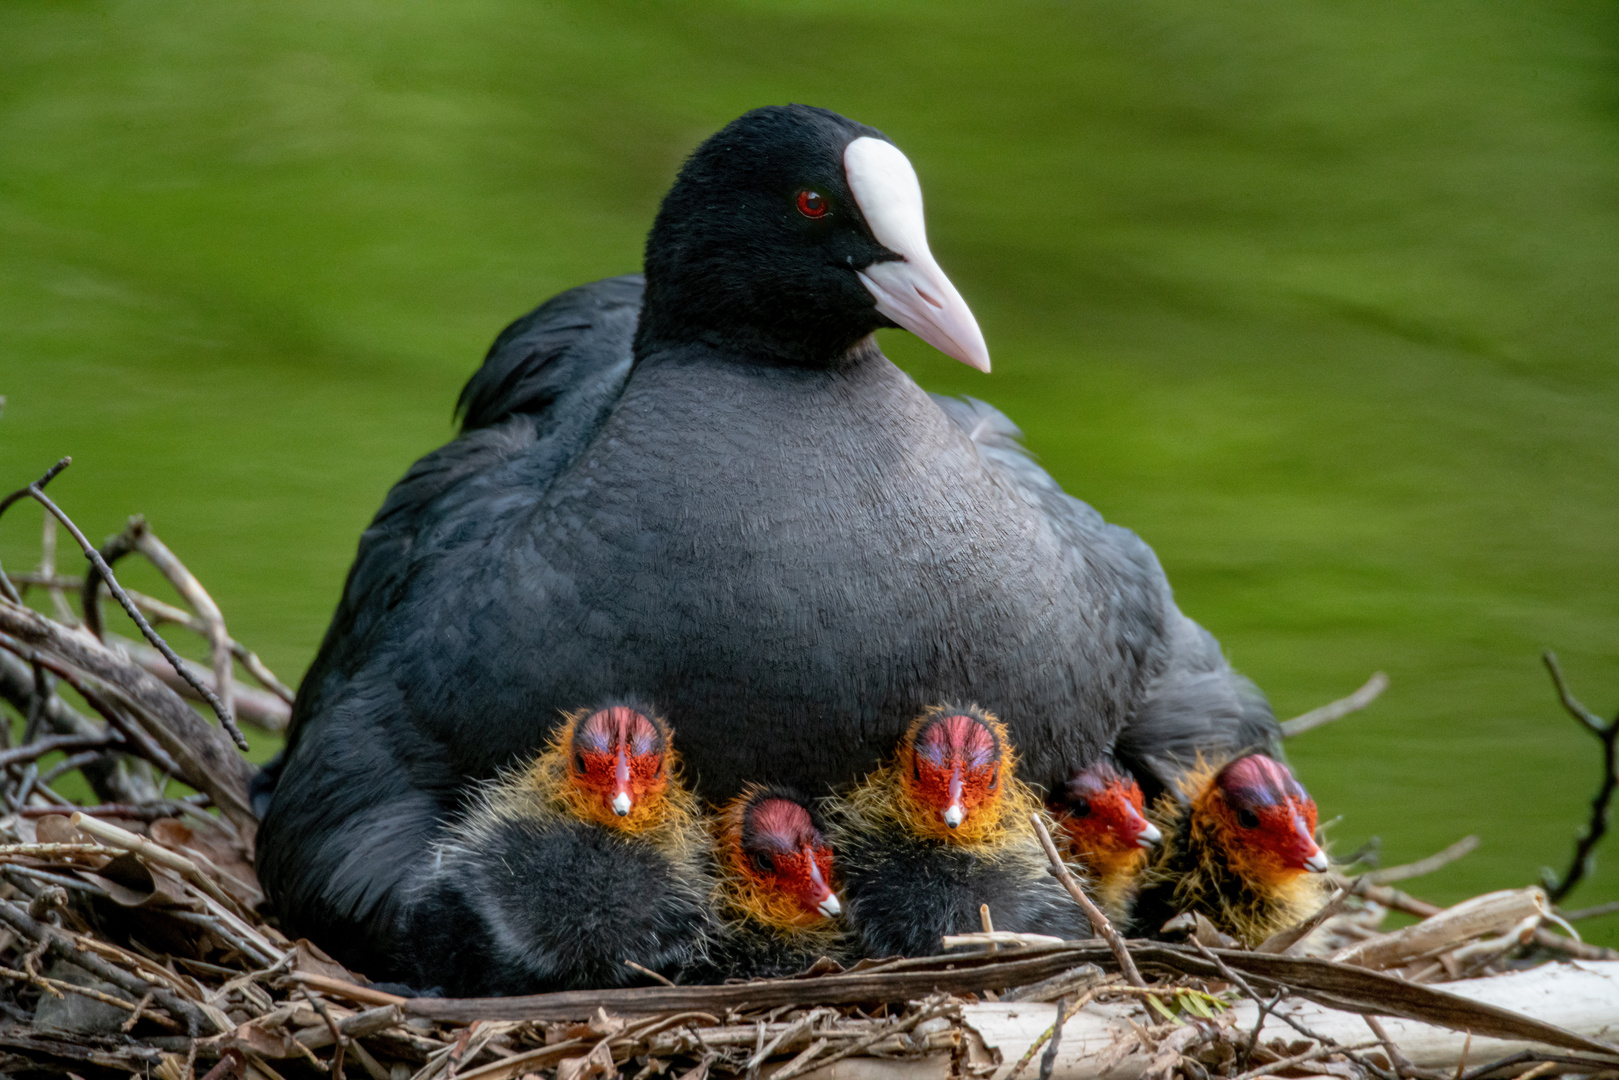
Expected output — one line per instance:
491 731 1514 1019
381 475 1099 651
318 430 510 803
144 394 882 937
796 190 828 218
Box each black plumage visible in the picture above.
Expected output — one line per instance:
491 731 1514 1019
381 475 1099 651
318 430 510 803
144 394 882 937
394 707 713 996
827 708 1091 959
928 395 1282 808
257 103 1267 983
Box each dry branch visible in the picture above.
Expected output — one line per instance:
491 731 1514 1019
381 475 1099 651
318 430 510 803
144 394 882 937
0 602 253 825
1539 651 1617 905
1028 813 1145 987
1282 673 1390 738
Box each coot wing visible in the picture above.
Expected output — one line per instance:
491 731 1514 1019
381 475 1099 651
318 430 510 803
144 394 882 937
287 276 643 741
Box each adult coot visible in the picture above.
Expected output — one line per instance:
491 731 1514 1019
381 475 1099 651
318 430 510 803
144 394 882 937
257 104 1269 982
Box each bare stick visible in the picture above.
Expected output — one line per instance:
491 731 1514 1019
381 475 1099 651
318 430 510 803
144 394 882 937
113 635 289 731
0 602 255 824
1029 812 1145 987
18 573 294 703
1540 651 1617 904
97 518 237 742
1370 836 1480 885
1004 991 1096 1080
1560 899 1619 922
0 459 247 749
1230 1040 1384 1080
0 897 216 1033
0 458 72 603
0 732 121 770
1282 672 1389 738
1255 886 1348 954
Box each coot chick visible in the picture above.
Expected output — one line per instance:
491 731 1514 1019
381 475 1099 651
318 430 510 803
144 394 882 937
1131 754 1328 946
830 706 1091 959
694 786 851 981
399 706 712 995
1049 759 1161 921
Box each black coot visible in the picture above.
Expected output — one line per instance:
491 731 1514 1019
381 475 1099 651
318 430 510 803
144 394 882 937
257 104 1266 982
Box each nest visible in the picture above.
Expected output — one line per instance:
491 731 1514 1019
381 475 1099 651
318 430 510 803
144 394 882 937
0 459 1616 1080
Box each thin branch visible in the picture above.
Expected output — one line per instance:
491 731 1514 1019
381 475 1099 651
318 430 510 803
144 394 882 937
1370 836 1480 885
99 518 236 739
49 501 245 749
0 457 72 604
1256 886 1349 954
14 572 294 703
1028 812 1146 987
0 732 122 770
1282 672 1389 738
1559 899 1619 923
1540 650 1617 904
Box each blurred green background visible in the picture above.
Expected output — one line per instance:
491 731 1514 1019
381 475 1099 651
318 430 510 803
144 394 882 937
2 2 1616 939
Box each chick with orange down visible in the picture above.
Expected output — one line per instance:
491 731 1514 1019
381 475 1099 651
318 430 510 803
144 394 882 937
829 706 1090 959
1130 753 1329 946
693 786 852 980
403 705 713 995
1049 759 1161 920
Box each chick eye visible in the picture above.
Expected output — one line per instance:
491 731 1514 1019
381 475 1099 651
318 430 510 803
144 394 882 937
750 852 776 873
1070 799 1092 819
573 752 588 775
796 190 829 219
1237 808 1260 829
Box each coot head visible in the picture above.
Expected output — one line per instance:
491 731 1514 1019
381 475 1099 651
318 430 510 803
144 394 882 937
1055 759 1161 860
1201 754 1328 881
899 705 1006 841
721 787 841 927
637 104 989 371
563 705 672 828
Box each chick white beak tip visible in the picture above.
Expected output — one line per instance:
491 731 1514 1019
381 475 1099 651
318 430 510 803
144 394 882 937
1136 821 1163 848
943 804 965 829
817 894 843 918
1304 850 1330 873
611 792 632 817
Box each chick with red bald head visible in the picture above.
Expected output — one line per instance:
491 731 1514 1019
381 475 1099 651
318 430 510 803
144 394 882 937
398 705 714 995
828 705 1092 958
691 786 853 980
1131 754 1329 946
1050 759 1161 920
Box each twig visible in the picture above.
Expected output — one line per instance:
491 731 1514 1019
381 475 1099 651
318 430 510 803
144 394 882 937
1370 837 1481 885
1029 813 1145 987
1365 1015 1429 1080
119 519 237 751
625 959 677 987
0 897 215 1033
0 602 255 824
303 988 349 1080
1005 992 1095 1080
0 457 72 603
1559 899 1619 922
1540 651 1617 904
0 732 122 770
1038 995 1065 1080
1 460 248 750
771 997 952 1080
13 573 293 704
1231 1040 1383 1080
1256 886 1349 954
0 963 182 1032
1281 672 1389 738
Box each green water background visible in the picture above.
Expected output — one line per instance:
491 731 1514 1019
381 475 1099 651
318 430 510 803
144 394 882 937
2 2 1616 939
